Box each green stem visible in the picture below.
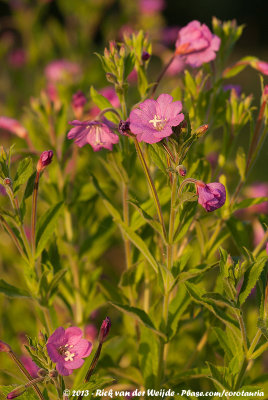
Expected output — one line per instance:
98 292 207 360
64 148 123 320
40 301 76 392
234 358 248 390
134 139 167 240
7 350 45 400
151 55 175 98
0 214 27 261
31 171 40 259
237 312 248 354
253 229 268 257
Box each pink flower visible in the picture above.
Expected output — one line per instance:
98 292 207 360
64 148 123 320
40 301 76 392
46 326 92 376
255 61 268 75
45 60 81 83
68 120 119 151
129 94 184 144
266 242 268 255
197 182 226 212
175 21 221 68
139 0 165 14
0 116 28 139
20 356 39 378
84 324 98 343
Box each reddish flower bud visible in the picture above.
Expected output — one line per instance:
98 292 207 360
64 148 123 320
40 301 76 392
7 387 26 399
118 119 130 135
99 317 111 343
0 340 11 352
37 151 53 172
142 51 151 61
3 178 12 186
195 124 208 137
197 182 226 212
176 165 187 176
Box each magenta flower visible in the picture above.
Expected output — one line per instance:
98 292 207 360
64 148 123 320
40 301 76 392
46 326 92 376
72 91 87 119
129 94 184 144
197 182 226 212
45 60 81 83
68 120 119 151
175 21 221 68
20 356 39 378
0 116 28 139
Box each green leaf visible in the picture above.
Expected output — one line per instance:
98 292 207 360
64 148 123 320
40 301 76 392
90 86 119 123
47 268 68 300
167 283 191 340
235 146 246 181
175 191 198 207
138 326 159 387
202 292 239 309
72 377 115 400
0 279 30 298
35 202 64 258
213 327 234 360
148 144 168 175
239 257 267 305
109 302 166 339
13 157 33 193
226 217 250 253
128 199 162 235
184 70 197 97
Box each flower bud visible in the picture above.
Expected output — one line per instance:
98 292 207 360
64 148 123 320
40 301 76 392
0 340 11 352
99 317 111 343
106 73 118 84
37 151 53 173
195 124 208 137
142 51 151 61
176 165 187 176
48 369 58 378
3 177 12 186
7 386 26 399
118 119 130 135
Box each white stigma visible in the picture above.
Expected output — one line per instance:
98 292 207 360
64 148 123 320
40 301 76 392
64 350 75 362
149 115 167 131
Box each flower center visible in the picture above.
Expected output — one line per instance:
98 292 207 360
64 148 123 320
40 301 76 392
149 115 167 131
58 344 75 362
94 127 105 145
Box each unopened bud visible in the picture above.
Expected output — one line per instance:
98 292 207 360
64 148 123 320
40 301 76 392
195 124 208 137
176 165 187 176
106 73 118 84
109 41 116 54
3 177 12 186
7 386 26 399
48 370 58 378
142 51 150 61
118 119 130 135
38 369 48 377
0 340 11 352
99 317 111 343
37 150 53 173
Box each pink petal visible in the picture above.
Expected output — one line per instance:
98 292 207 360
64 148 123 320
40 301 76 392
65 327 83 346
56 363 72 376
47 327 65 346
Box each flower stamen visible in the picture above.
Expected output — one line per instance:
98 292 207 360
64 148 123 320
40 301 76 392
149 115 167 131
